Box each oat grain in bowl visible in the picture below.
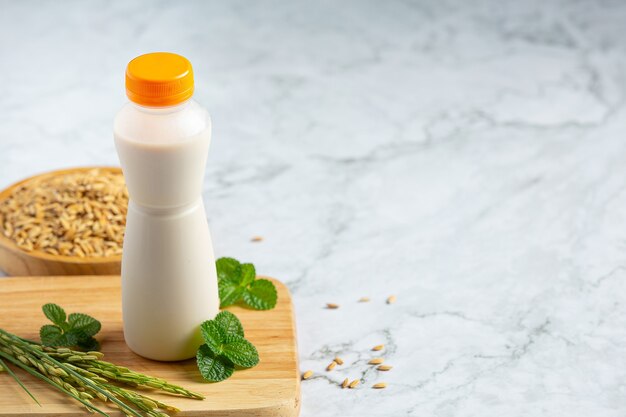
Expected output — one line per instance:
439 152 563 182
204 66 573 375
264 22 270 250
0 169 128 257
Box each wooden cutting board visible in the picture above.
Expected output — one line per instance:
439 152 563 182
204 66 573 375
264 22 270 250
0 275 300 417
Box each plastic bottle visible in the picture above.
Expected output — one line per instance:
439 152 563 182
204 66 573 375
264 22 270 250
114 52 219 361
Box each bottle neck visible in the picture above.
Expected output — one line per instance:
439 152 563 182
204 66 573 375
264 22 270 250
129 98 193 115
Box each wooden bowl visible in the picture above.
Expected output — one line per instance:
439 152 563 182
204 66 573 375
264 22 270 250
0 167 123 276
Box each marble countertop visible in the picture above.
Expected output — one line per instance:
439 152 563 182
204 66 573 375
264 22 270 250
2 1 626 416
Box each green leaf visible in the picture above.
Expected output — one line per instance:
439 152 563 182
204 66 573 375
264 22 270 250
195 309 260 382
215 258 278 310
240 263 256 287
42 303 66 326
214 311 244 337
218 282 245 308
196 345 234 382
242 279 277 310
39 304 102 350
62 333 79 347
221 334 259 368
40 325 64 346
68 313 101 338
216 257 242 284
200 320 225 355
76 337 100 351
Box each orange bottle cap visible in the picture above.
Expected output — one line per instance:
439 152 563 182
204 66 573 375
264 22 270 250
125 52 194 107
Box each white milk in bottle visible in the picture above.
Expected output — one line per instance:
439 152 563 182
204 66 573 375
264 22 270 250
114 52 219 361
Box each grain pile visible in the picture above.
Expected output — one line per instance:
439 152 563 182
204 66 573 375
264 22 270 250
0 169 128 257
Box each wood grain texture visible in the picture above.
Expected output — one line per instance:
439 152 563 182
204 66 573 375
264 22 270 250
0 275 300 417
0 167 123 276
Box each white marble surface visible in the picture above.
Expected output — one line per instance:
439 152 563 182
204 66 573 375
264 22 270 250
2 0 626 415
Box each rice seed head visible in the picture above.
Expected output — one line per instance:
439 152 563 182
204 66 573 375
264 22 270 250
80 392 94 400
251 236 263 242
141 398 158 410
386 295 396 304
368 358 384 365
377 365 392 371
87 351 104 359
326 361 336 371
333 357 344 365
372 344 384 351
326 303 339 309
341 378 349 388
372 382 387 389
349 379 360 389
302 370 313 380
358 297 370 302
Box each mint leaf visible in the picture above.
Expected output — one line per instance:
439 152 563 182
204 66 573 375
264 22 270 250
76 337 100 351
40 325 78 347
196 345 234 382
219 282 245 308
40 304 101 350
216 257 242 284
240 263 256 287
63 333 79 346
243 279 277 310
216 258 278 311
200 320 225 355
40 325 64 346
214 311 244 337
68 313 101 338
221 334 259 368
42 304 66 326
196 309 260 382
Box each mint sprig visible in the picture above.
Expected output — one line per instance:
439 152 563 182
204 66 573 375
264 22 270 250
40 304 101 351
197 345 234 382
216 258 277 310
196 311 259 382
